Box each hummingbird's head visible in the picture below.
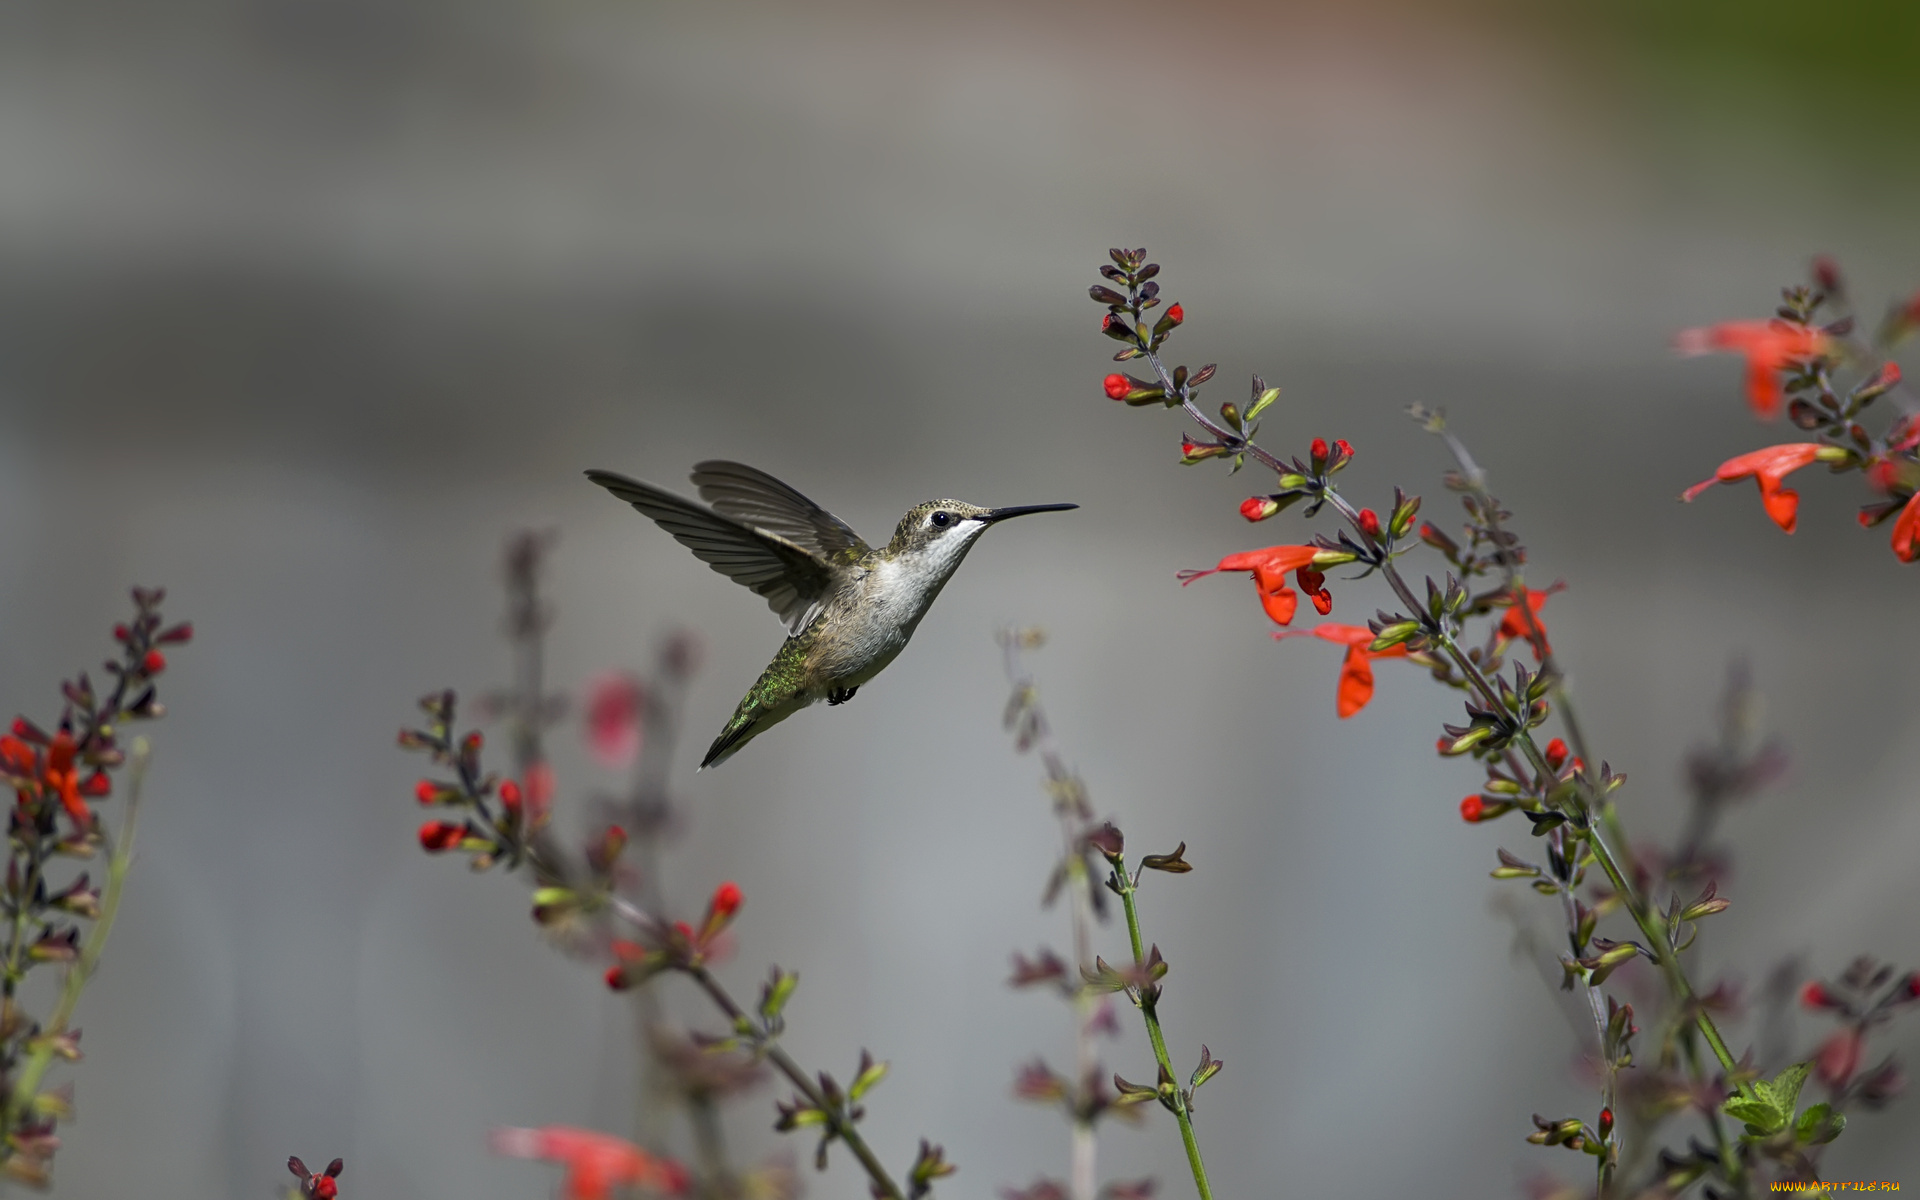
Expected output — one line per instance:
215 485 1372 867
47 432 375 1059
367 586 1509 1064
885 499 1079 574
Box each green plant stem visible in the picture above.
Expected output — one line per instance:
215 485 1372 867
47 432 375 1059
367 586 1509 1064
1112 859 1214 1200
685 964 907 1200
1681 1028 1745 1190
7 740 147 1121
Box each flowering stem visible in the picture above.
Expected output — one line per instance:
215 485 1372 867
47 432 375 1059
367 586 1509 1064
5 740 147 1123
1136 340 1754 1103
1110 859 1213 1200
683 964 908 1200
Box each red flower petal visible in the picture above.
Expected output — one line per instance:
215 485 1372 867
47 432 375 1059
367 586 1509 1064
1892 491 1920 563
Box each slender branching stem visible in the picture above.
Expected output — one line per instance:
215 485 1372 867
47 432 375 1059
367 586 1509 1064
1110 858 1213 1200
685 965 908 1200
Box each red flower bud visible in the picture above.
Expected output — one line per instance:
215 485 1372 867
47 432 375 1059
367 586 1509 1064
709 881 743 920
1356 509 1381 538
418 820 465 852
10 718 46 744
1801 980 1837 1010
141 649 166 675
80 770 110 797
313 1178 338 1200
1101 313 1117 331
605 964 632 991
1460 795 1484 823
1435 737 1451 756
1545 738 1570 772
1240 496 1279 522
1334 439 1354 459
156 622 194 645
1310 437 1328 463
413 780 438 806
499 779 522 815
1166 303 1184 324
1905 972 1920 1000
462 732 483 753
1597 1107 1613 1139
1104 374 1130 401
112 624 131 643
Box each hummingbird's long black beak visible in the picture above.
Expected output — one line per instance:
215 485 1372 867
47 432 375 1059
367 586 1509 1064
979 503 1079 524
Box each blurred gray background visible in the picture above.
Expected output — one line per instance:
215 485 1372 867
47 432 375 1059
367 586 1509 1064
1 0 1916 1194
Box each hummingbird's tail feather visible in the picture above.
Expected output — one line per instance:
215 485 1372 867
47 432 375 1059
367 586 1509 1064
699 634 816 768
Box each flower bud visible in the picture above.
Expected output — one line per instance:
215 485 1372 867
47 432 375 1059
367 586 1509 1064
1104 374 1130 401
1356 509 1381 539
413 779 441 806
1460 795 1484 823
499 779 523 816
1545 738 1570 772
1800 980 1839 1010
141 650 167 675
418 820 466 852
1166 303 1184 324
1597 1107 1613 1139
1239 496 1280 522
1309 438 1328 468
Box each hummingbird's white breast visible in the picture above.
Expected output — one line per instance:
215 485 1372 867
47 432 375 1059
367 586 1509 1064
810 528 984 688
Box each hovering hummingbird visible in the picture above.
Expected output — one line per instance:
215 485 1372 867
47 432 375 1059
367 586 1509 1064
585 462 1077 768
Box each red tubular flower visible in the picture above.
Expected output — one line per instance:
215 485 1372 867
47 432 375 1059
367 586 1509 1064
1103 374 1130 401
1459 795 1484 823
1675 320 1831 419
1182 545 1337 626
585 673 646 770
1891 492 1920 563
1681 443 1848 533
1275 623 1408 717
418 821 466 852
1496 588 1555 660
489 1126 688 1199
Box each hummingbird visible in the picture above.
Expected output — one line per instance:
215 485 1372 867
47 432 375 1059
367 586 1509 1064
585 461 1077 768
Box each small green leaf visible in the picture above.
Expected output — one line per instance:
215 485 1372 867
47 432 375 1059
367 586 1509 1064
1768 1061 1812 1117
1721 1097 1782 1134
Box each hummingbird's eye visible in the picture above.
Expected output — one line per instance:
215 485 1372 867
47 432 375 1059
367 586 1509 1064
930 511 952 528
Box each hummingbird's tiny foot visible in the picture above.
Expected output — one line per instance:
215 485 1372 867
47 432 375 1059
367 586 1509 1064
827 686 859 706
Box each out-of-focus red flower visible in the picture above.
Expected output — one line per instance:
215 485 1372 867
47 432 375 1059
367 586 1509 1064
1103 374 1130 401
418 821 465 852
1891 491 1920 563
1460 795 1485 823
524 760 556 829
1182 545 1343 626
1275 623 1408 718
1800 980 1839 1010
1496 588 1555 660
43 731 85 825
1682 443 1848 534
489 1126 688 1199
1675 320 1831 419
1815 1027 1863 1089
498 779 523 818
141 649 166 675
585 673 646 770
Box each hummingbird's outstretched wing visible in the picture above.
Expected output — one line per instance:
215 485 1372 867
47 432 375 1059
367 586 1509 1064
689 461 872 566
586 469 838 634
